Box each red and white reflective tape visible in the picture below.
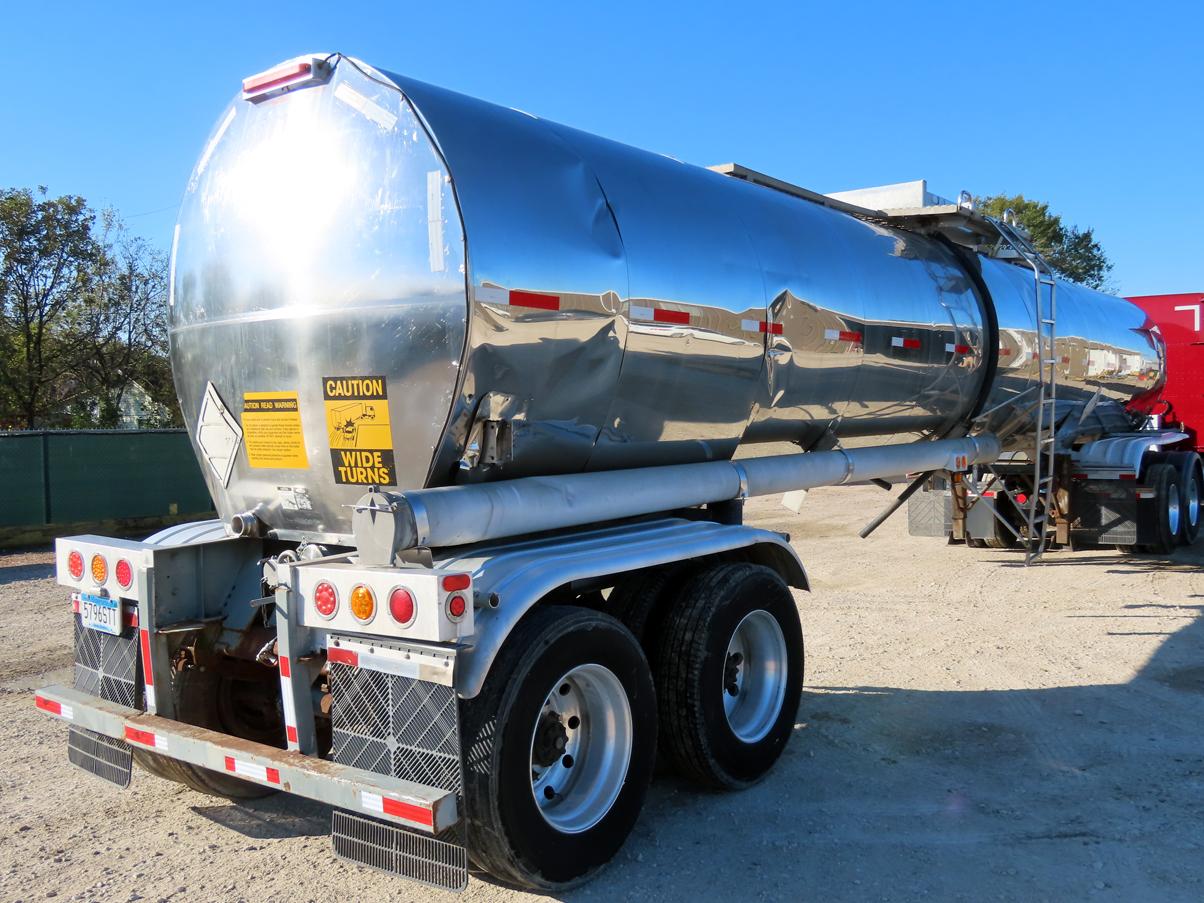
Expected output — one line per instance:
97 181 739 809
824 328 863 344
360 790 435 828
741 319 783 335
946 343 972 354
1136 488 1156 499
999 347 1013 356
124 725 168 750
223 756 281 784
476 285 560 311
139 628 156 710
34 695 74 720
278 655 300 749
326 639 420 679
891 336 922 350
629 305 691 326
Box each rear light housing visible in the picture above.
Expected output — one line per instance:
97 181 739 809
115 558 133 590
67 550 84 581
242 57 334 103
314 581 339 619
90 554 108 585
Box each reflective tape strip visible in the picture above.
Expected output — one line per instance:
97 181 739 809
743 319 784 335
476 285 560 311
278 656 291 679
508 290 560 311
286 725 299 744
35 695 73 720
892 337 921 349
360 791 435 828
144 686 157 709
124 726 168 750
1000 348 1013 356
327 646 359 668
630 305 690 325
139 628 155 689
279 656 299 750
946 343 972 354
223 756 281 784
825 329 863 344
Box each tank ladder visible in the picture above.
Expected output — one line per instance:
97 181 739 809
988 212 1059 564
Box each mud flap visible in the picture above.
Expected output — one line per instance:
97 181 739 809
68 726 133 788
333 811 468 891
327 637 467 890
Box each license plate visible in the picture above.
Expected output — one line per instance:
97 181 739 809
78 593 122 636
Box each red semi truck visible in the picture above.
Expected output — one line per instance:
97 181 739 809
1127 293 1204 453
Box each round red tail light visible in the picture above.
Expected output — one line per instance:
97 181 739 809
447 594 467 620
67 550 84 581
313 581 339 618
115 559 133 590
389 587 416 626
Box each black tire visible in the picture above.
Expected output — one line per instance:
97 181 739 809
1175 454 1202 546
462 606 656 890
655 563 803 790
1144 463 1181 555
132 668 283 800
608 566 686 660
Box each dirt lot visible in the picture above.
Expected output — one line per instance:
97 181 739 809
3 485 1203 902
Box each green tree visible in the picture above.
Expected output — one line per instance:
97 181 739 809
0 187 102 428
976 194 1114 291
0 187 179 429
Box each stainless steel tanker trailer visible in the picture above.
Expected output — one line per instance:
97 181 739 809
33 53 1196 891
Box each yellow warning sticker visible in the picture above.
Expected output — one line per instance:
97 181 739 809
323 376 395 486
241 391 309 469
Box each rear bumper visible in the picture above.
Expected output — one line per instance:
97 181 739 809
33 684 458 834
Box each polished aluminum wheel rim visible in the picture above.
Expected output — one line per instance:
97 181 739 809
1188 477 1200 528
1168 489 1181 536
722 610 788 743
529 663 632 834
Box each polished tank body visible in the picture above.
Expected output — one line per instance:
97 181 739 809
170 55 1161 540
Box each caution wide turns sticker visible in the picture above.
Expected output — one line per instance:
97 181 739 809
323 376 396 486
242 392 308 469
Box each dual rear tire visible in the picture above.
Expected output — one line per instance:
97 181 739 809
461 563 803 889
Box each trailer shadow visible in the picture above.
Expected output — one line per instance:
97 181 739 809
592 605 1204 901
193 601 1204 900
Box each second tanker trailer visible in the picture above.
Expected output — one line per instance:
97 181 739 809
33 52 1194 891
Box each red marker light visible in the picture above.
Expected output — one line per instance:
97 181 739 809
389 587 416 626
441 573 471 592
243 61 311 95
115 559 133 590
314 581 339 618
67 551 84 581
447 594 467 620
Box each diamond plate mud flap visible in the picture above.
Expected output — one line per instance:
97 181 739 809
327 636 467 891
68 726 133 787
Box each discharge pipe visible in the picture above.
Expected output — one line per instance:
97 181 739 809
352 434 1000 565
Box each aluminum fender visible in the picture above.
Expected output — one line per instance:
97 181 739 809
143 519 227 547
1073 431 1190 475
435 518 807 699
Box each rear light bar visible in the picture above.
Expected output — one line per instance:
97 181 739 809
242 57 333 102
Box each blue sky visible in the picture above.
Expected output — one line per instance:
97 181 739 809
3 1 1200 296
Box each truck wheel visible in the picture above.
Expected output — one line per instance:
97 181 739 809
1176 454 1202 545
461 606 656 890
132 668 282 800
1144 463 1181 555
655 563 803 790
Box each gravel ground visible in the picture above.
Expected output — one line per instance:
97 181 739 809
3 485 1203 902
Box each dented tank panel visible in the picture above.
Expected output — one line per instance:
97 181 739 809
170 55 1162 540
